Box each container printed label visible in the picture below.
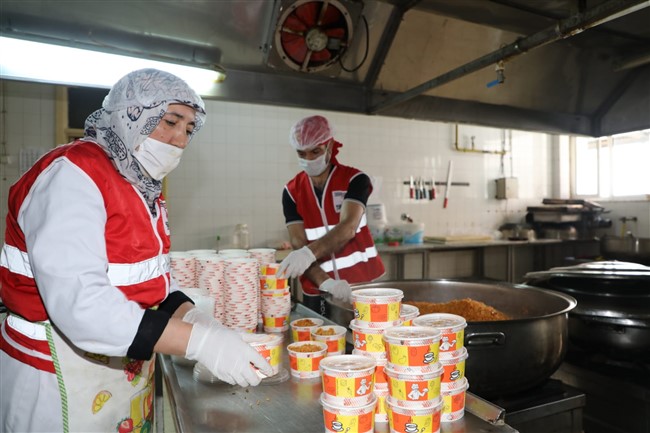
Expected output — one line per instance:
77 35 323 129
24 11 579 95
387 344 438 367
388 411 440 433
388 378 441 401
323 374 374 398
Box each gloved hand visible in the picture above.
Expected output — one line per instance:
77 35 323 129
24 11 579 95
278 245 316 278
319 278 352 302
182 307 215 328
185 322 273 387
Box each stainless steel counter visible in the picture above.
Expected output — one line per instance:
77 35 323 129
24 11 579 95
159 304 518 433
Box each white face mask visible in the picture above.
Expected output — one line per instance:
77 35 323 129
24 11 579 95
298 152 329 177
133 137 184 181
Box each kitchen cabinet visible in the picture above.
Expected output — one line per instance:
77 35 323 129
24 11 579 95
378 239 600 283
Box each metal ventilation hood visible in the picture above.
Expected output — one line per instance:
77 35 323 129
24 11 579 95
2 0 649 137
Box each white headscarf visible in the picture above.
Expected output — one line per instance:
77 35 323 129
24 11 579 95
83 68 206 215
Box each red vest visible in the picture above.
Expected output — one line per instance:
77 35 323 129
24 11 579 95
0 140 171 371
286 164 384 295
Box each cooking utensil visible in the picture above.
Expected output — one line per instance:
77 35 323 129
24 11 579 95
524 261 650 359
326 279 576 398
409 175 414 199
443 160 452 208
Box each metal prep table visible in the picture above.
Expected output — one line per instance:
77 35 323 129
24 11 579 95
158 303 518 433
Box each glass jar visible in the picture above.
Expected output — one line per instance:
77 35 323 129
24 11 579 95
233 224 250 249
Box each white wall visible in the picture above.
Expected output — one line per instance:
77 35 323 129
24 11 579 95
1 80 649 251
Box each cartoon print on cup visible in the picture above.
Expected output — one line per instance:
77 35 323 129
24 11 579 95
354 334 366 349
356 378 371 395
439 335 456 351
423 351 435 364
407 383 428 400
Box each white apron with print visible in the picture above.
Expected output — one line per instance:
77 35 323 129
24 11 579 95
47 323 155 433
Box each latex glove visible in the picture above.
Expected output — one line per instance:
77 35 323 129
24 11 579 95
319 278 352 302
278 246 316 278
182 307 215 328
185 322 273 387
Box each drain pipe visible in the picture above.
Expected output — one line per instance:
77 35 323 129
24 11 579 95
369 0 650 114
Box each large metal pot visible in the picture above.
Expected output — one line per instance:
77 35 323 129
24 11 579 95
326 279 576 398
524 261 650 360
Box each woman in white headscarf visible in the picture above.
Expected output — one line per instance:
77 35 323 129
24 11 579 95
0 69 271 433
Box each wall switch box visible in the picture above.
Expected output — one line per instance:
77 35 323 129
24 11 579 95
495 177 518 199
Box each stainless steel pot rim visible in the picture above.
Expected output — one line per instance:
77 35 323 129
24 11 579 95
570 312 650 328
330 280 578 322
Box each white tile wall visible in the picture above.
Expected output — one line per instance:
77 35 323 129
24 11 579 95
1 80 648 251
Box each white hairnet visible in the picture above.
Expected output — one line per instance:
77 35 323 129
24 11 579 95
289 115 334 150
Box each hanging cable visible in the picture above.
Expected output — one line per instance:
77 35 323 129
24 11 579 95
339 15 369 73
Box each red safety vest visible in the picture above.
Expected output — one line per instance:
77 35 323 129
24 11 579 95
285 164 384 295
0 140 171 371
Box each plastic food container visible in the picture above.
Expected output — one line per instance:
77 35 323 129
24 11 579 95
287 341 328 379
321 392 377 433
351 288 404 324
320 355 376 406
412 313 467 353
385 363 443 402
349 320 389 354
311 325 347 356
400 304 420 326
438 347 468 385
241 333 283 377
440 378 469 422
290 318 324 342
386 396 443 433
382 326 441 370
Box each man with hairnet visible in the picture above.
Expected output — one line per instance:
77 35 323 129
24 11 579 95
279 115 385 315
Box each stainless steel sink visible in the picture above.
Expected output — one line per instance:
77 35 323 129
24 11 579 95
601 236 650 265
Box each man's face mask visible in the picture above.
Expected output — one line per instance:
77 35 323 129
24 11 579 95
133 137 183 180
298 144 330 177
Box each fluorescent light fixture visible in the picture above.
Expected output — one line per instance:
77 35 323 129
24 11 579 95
0 37 225 95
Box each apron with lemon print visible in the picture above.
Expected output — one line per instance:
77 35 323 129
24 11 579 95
47 323 155 433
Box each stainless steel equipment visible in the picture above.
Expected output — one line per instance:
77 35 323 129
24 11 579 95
524 260 650 359
602 235 650 265
326 279 576 398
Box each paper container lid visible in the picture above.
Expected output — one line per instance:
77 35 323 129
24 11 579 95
319 354 376 374
349 319 391 333
413 313 467 332
382 326 442 345
441 377 469 393
241 333 283 348
351 288 404 302
400 304 420 318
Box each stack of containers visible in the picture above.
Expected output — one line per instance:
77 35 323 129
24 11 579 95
383 325 444 433
194 254 227 323
319 354 377 433
248 248 277 323
222 257 259 332
349 288 404 424
259 263 291 332
412 313 469 423
170 251 197 287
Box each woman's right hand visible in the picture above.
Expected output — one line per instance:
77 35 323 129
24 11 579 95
185 322 273 386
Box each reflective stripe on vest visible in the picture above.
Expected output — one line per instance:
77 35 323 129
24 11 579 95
320 245 379 273
0 243 170 286
305 214 368 241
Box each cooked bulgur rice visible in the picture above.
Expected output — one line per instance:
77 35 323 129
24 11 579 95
408 298 509 321
293 319 316 327
289 343 325 352
314 327 337 335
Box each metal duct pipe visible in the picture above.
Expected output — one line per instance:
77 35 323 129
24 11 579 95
369 0 650 114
